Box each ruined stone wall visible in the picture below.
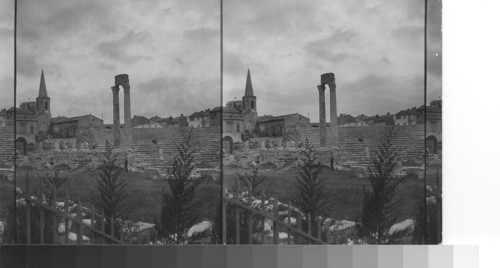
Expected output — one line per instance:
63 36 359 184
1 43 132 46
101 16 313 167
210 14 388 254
87 127 221 172
27 149 122 171
291 125 425 166
0 127 14 166
293 125 425 165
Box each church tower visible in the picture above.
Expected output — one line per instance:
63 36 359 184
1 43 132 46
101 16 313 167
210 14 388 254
36 70 51 133
242 68 258 131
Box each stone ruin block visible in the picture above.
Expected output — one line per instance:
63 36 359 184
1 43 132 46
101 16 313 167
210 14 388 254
81 142 89 150
320 73 335 85
115 74 129 86
53 140 60 151
276 139 283 148
260 141 266 149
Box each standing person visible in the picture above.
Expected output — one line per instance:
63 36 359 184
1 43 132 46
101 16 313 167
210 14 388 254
330 153 334 171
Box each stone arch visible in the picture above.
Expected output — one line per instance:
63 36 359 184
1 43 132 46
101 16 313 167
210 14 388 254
426 135 438 154
222 136 234 155
16 137 27 156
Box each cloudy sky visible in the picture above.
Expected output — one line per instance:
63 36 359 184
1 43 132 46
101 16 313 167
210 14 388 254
0 0 441 123
0 0 220 123
223 0 442 122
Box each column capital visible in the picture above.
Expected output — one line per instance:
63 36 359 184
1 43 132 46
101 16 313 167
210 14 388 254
122 83 130 91
326 81 336 91
111 85 120 93
317 84 326 92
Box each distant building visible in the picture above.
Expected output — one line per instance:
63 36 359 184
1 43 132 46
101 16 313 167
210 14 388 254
133 122 162 128
338 114 370 127
211 106 244 133
156 115 188 127
0 109 6 127
395 107 417 126
4 70 52 140
416 100 442 125
256 113 310 137
226 100 243 111
131 115 151 127
188 109 211 128
50 114 103 138
6 107 39 136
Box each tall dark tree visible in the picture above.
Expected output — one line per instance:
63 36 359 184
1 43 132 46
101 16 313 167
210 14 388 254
158 127 201 244
237 166 267 197
292 138 331 236
93 140 133 237
357 127 403 244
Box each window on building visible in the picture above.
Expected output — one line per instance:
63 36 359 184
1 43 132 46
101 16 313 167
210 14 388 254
251 101 254 109
236 124 240 132
45 102 48 110
30 125 34 134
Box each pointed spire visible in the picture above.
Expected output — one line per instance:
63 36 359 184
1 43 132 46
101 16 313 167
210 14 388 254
244 68 254 96
38 70 47 98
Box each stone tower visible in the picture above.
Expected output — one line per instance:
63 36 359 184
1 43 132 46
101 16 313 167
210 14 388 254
242 68 258 131
36 70 51 133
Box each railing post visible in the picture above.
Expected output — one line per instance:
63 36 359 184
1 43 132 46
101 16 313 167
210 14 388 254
287 205 292 244
100 209 105 232
260 194 265 244
76 198 83 244
52 187 57 244
297 215 303 244
110 214 115 238
222 191 227 245
273 199 279 244
317 219 322 242
247 211 253 244
25 170 31 244
90 205 95 244
307 213 312 236
326 225 331 244
39 175 45 244
120 222 124 242
235 178 240 244
64 191 69 244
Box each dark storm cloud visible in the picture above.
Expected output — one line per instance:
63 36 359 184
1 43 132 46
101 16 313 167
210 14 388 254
96 31 152 63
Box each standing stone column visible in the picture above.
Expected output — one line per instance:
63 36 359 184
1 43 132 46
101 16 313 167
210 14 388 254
53 140 60 151
321 72 338 147
317 84 326 147
328 81 338 147
123 83 132 149
111 86 120 148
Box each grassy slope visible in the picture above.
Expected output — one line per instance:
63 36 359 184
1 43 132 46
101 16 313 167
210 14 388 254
224 166 433 221
0 168 220 225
